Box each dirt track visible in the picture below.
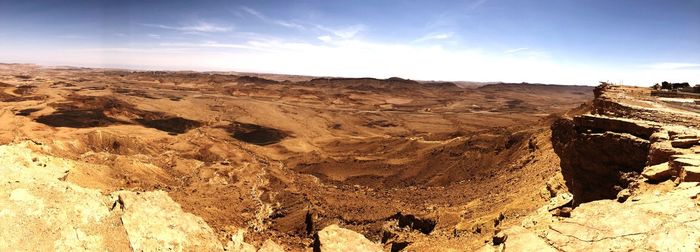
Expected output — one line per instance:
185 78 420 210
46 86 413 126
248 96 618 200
0 63 592 250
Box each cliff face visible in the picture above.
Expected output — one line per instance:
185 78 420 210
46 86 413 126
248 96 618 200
551 115 652 204
552 84 700 204
481 84 700 251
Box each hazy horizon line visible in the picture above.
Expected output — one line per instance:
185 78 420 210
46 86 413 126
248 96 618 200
1 61 623 87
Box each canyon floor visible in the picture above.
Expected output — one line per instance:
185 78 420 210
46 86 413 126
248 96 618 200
1 63 698 251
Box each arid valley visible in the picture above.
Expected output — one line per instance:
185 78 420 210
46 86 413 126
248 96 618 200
2 63 700 251
2 0 700 251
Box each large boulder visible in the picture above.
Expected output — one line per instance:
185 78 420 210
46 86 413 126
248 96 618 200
314 225 382 252
647 140 689 166
673 154 700 182
671 138 699 148
224 229 255 252
641 162 675 182
258 239 285 252
680 166 700 182
114 190 224 252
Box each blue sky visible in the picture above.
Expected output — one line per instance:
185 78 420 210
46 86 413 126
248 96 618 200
1 0 698 85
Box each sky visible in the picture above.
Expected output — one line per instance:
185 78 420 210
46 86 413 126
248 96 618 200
0 0 699 85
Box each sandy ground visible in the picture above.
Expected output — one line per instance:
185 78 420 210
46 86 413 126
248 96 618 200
0 63 593 250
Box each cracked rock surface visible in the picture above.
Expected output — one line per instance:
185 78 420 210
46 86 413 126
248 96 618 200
543 183 700 251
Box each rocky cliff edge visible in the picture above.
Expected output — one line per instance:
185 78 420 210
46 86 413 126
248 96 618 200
480 84 700 251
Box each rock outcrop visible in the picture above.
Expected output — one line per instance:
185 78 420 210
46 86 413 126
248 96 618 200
552 115 652 204
114 190 224 252
674 154 700 182
257 239 285 252
543 183 700 251
552 87 700 204
485 84 700 251
0 142 131 251
481 182 700 251
313 224 383 252
641 162 675 181
0 141 227 251
224 229 256 252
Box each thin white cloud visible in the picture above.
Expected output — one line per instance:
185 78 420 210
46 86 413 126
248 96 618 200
147 34 161 39
318 35 333 43
239 6 306 30
413 32 454 43
276 20 305 30
57 35 85 39
316 24 364 39
44 39 576 84
14 35 700 85
646 62 700 70
158 41 279 53
504 47 529 54
143 21 232 33
70 47 181 53
237 7 362 40
135 38 577 83
469 0 489 10
180 22 232 32
239 6 265 20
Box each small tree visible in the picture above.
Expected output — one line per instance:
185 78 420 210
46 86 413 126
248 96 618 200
661 81 672 90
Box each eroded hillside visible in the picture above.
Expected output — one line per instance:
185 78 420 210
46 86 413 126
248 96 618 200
0 63 597 251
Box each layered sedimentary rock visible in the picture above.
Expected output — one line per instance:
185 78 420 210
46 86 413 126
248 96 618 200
482 84 700 251
553 85 700 203
551 115 653 203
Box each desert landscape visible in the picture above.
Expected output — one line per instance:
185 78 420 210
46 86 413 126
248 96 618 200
0 63 595 250
2 0 699 251
2 62 698 251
